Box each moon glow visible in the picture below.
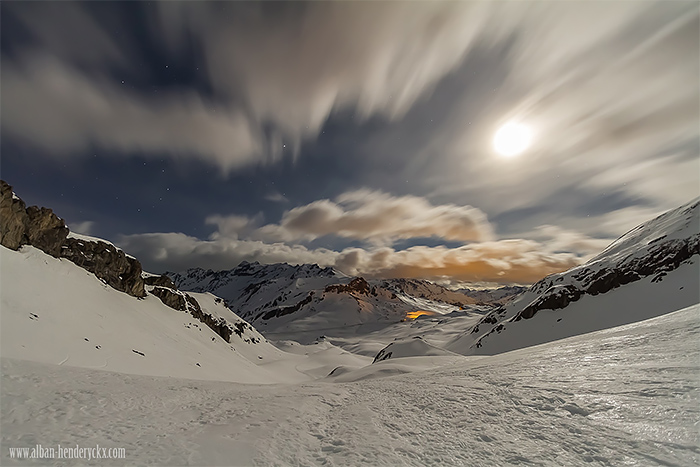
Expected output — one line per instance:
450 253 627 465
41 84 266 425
493 122 533 157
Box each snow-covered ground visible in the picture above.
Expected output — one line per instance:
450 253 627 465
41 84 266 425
0 246 369 384
2 199 699 466
2 305 698 466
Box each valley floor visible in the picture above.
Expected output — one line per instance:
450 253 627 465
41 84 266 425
2 305 699 466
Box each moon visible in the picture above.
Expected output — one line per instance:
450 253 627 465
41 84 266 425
493 122 533 157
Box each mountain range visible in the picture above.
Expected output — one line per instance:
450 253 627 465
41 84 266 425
1 179 699 466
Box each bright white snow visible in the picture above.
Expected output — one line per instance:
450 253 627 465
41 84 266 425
1 198 699 466
2 306 698 465
0 246 369 384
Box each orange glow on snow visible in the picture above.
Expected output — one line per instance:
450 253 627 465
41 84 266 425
405 310 439 320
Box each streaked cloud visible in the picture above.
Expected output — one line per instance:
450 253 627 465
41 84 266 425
69 221 95 236
1 55 260 171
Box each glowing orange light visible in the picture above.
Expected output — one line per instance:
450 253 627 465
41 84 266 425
405 310 439 320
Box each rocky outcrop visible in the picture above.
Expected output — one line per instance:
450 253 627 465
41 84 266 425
186 295 234 343
513 285 583 321
510 235 699 323
26 206 70 257
0 181 30 249
1 179 258 346
62 237 146 298
147 285 241 343
0 180 146 298
257 292 315 321
144 274 177 289
1 181 68 256
149 286 187 311
325 277 374 296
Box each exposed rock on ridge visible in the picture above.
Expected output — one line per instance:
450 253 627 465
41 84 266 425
1 180 262 347
0 180 145 298
62 237 146 298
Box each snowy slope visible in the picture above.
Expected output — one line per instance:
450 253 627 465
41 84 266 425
3 305 697 466
457 285 527 305
379 278 478 307
447 198 700 355
0 246 369 383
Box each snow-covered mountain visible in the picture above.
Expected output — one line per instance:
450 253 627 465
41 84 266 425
457 285 527 305
0 181 370 382
446 198 700 355
2 179 699 466
167 263 486 340
379 278 479 307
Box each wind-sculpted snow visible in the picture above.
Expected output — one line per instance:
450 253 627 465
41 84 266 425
2 306 698 466
448 198 700 355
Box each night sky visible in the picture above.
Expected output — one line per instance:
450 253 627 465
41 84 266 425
2 1 698 285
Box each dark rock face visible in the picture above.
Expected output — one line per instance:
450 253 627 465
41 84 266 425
513 285 583 321
61 237 146 298
0 181 68 256
258 292 315 321
325 277 373 296
0 180 146 298
144 274 177 289
512 235 699 322
0 181 30 249
185 295 235 343
25 206 69 257
2 179 258 346
150 286 187 311
373 344 394 363
148 285 243 343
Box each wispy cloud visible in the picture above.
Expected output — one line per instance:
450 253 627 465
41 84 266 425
264 192 289 204
1 55 260 171
69 221 95 236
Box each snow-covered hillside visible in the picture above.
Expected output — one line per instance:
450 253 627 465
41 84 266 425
447 198 700 355
0 246 370 383
457 285 527 305
3 305 698 466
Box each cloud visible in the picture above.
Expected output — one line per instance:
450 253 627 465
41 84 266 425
211 190 494 245
2 1 490 170
117 193 605 284
3 1 696 185
117 232 338 274
155 2 489 146
528 225 612 258
264 192 289 204
205 214 263 241
69 221 95 236
334 241 580 285
118 229 580 285
1 55 261 171
415 2 699 219
5 2 129 69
